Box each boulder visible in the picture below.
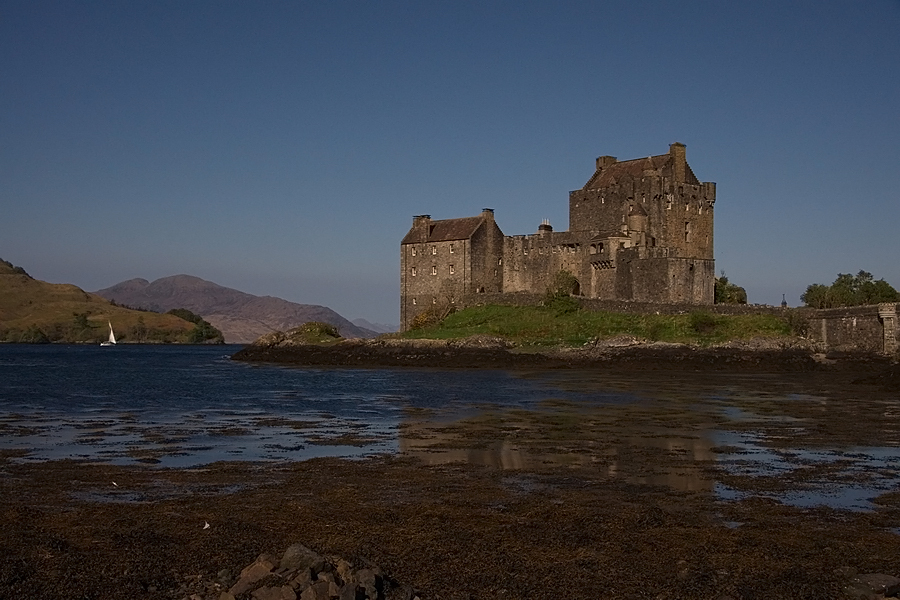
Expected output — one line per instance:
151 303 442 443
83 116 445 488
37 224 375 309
280 544 326 574
854 573 900 596
229 554 277 596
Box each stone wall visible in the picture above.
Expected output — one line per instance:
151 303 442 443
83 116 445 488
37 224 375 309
807 303 899 355
461 291 786 316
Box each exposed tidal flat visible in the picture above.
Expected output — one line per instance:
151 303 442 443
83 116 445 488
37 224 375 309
1 345 900 598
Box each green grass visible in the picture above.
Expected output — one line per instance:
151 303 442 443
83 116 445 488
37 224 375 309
401 304 793 347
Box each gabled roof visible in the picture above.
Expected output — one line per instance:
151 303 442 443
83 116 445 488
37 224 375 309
583 153 700 189
401 216 485 245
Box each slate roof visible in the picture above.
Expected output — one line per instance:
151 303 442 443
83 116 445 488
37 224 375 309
401 216 485 245
583 153 700 189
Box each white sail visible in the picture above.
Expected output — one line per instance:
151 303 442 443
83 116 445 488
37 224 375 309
101 321 117 346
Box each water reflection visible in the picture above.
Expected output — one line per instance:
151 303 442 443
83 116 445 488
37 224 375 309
399 414 716 492
3 345 900 512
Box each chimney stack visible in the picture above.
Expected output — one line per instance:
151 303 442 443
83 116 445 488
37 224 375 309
669 142 686 182
596 155 617 170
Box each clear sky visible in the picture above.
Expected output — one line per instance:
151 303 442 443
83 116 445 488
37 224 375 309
2 1 898 326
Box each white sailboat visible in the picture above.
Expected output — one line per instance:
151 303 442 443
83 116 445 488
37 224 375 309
100 321 116 346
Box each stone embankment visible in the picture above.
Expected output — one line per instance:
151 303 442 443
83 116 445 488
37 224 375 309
178 543 417 600
232 331 898 376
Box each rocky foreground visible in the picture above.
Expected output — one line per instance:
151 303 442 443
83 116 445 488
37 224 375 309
208 542 413 600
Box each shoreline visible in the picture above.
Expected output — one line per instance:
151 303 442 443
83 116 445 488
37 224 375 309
231 336 895 374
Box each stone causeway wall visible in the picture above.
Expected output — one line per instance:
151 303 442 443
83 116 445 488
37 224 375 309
806 303 898 356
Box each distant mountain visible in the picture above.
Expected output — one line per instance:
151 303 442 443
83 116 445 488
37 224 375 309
352 318 398 334
0 258 197 343
94 275 378 343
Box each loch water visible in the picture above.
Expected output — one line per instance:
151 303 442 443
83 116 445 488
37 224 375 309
2 344 899 512
0 344 622 466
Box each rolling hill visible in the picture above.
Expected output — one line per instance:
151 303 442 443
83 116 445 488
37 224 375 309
0 259 199 343
94 275 377 343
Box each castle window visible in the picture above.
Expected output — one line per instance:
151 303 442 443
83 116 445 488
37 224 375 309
411 247 417 256
449 264 455 275
494 269 498 276
432 297 436 304
449 244 454 254
685 222 692 243
498 258 502 265
412 298 417 305
431 266 437 275
432 246 437 255
411 267 417 276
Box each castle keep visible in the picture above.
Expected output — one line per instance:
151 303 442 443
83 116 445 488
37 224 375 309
400 143 716 330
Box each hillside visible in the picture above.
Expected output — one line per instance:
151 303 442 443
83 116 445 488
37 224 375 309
94 275 377 343
352 318 398 334
0 259 198 343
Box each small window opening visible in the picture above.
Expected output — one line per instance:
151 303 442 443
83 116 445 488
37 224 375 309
431 266 437 275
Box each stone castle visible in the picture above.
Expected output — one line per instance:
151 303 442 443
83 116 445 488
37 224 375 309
400 143 716 330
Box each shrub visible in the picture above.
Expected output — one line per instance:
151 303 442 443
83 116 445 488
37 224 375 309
20 325 50 344
781 310 810 337
410 305 456 330
689 311 718 335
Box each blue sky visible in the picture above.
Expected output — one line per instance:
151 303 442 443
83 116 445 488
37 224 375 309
2 1 898 325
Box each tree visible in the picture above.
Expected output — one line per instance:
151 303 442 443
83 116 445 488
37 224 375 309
801 271 900 308
167 308 224 343
714 273 747 304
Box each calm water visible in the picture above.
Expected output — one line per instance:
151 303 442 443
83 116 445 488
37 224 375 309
1 344 899 512
0 344 627 467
